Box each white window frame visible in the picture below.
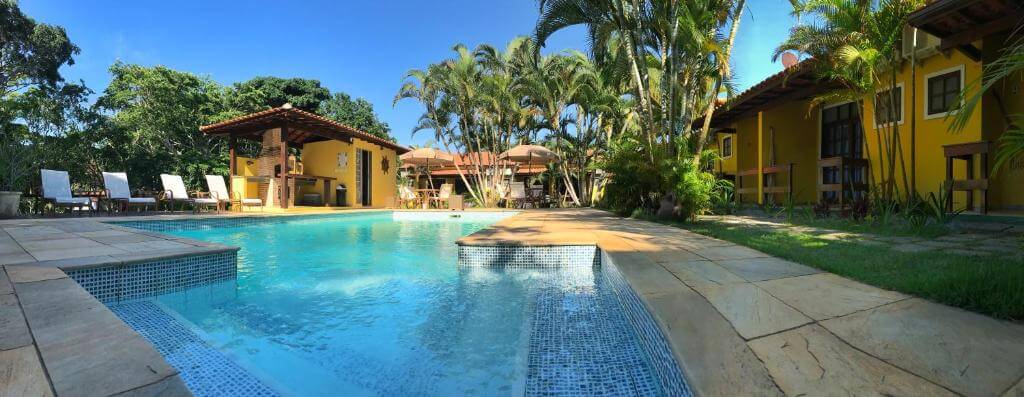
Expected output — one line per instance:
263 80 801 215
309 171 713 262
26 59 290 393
720 135 733 159
923 64 965 120
873 82 905 128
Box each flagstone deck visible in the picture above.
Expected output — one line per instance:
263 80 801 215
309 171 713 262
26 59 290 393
0 216 249 397
459 209 1024 396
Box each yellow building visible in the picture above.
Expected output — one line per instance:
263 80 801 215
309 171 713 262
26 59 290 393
709 0 1023 213
200 104 409 210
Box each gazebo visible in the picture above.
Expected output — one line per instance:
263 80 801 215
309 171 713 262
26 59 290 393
200 104 409 209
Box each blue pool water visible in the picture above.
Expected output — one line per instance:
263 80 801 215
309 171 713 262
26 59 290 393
108 213 677 396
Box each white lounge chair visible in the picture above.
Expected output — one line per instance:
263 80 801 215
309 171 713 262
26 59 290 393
102 172 158 213
206 175 262 212
40 169 93 216
160 174 219 213
430 183 454 209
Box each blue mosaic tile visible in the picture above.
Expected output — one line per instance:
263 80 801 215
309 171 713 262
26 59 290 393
110 300 280 397
458 245 601 268
526 270 662 396
602 252 692 397
66 251 236 304
458 244 692 396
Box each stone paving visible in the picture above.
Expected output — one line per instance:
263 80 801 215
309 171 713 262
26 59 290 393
704 214 1024 258
0 215 247 397
459 209 1024 396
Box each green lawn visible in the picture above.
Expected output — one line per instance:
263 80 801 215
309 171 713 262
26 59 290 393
663 219 1024 321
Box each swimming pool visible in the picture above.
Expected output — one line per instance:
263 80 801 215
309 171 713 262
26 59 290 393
103 212 688 396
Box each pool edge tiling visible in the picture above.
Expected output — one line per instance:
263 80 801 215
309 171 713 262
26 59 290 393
458 244 692 397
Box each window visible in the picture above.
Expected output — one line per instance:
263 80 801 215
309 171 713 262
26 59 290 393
821 103 862 158
926 69 962 117
874 86 902 125
721 136 732 157
820 102 865 202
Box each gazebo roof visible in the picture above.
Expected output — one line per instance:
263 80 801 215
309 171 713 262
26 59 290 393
200 104 410 153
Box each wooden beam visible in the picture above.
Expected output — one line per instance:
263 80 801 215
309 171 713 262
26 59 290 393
280 124 289 209
938 11 1020 51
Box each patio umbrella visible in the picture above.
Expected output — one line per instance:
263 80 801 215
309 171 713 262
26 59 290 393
499 144 560 184
399 148 454 189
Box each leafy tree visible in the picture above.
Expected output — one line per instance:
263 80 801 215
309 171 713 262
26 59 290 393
95 62 229 190
321 92 393 140
0 0 79 98
226 76 329 114
1 0 90 193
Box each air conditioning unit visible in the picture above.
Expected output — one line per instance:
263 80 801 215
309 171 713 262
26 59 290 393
902 26 940 59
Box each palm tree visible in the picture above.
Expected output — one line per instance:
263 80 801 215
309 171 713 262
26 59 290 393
950 32 1024 176
775 0 923 202
536 0 747 169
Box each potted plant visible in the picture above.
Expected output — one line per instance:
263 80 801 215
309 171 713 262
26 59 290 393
0 128 35 218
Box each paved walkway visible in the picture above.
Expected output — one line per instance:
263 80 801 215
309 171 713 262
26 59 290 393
460 209 1024 396
704 214 1024 257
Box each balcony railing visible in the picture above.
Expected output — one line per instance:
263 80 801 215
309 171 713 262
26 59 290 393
817 157 869 206
735 163 794 204
944 141 991 214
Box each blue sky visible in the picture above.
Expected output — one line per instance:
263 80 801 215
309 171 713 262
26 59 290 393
22 0 797 146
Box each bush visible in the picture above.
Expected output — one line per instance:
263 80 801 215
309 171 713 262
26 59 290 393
599 136 728 220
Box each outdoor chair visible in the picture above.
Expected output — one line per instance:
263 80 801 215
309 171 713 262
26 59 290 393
397 185 419 209
495 183 509 207
40 169 94 216
206 175 263 212
510 182 529 209
160 174 220 213
430 184 454 209
102 172 158 213
529 184 547 208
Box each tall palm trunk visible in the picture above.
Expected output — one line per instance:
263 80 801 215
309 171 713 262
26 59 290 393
694 0 745 165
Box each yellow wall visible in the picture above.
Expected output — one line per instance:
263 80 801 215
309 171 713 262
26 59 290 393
862 49 985 210
716 132 737 176
981 34 1024 211
727 100 819 204
231 156 260 200
762 100 820 203
300 138 399 208
723 45 1024 211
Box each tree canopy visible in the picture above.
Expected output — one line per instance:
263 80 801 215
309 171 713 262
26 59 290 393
0 0 395 195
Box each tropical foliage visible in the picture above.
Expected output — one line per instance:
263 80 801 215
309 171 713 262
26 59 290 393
950 26 1024 175
775 0 924 202
0 1 394 197
398 0 748 217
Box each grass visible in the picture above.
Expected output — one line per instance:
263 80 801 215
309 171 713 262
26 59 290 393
658 217 1024 322
751 205 950 238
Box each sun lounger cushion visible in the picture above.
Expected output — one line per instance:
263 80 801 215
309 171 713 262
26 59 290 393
160 174 191 201
240 198 263 205
41 169 75 200
193 198 218 205
127 197 156 204
102 172 133 200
